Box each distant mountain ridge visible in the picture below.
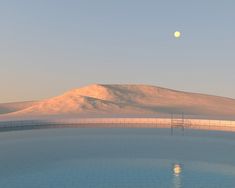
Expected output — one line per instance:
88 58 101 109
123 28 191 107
1 84 235 120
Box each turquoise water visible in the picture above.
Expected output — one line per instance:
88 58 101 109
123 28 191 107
1 128 235 188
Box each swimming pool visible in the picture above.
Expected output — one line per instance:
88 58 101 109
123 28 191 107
1 128 235 188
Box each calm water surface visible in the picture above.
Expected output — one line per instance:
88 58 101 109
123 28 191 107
1 128 235 188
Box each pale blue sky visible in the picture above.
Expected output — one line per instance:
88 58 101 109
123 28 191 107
0 0 235 102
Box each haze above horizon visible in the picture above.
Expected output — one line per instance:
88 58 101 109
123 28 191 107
1 1 234 102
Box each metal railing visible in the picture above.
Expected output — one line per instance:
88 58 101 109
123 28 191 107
0 117 235 132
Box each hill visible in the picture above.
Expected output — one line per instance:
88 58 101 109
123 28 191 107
1 84 235 120
0 101 38 114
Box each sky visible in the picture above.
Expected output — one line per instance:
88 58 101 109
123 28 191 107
0 0 235 102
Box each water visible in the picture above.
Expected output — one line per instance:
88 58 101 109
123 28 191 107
1 128 235 187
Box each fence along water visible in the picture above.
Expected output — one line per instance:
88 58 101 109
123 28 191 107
1 116 235 132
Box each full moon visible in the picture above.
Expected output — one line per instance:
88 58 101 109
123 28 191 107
174 31 181 38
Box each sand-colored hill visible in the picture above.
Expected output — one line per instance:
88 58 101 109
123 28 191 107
1 84 235 120
0 101 38 114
